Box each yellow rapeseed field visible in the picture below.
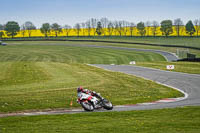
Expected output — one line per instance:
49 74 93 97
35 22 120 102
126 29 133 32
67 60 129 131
0 26 199 38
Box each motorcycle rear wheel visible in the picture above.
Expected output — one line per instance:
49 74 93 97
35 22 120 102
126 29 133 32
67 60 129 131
81 101 94 111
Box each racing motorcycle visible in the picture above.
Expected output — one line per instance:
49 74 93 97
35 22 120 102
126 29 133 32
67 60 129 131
77 92 113 111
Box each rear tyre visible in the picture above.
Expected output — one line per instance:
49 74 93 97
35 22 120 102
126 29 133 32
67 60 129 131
102 99 113 110
81 101 94 111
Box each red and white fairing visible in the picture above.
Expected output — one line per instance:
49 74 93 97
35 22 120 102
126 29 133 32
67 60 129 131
77 91 98 104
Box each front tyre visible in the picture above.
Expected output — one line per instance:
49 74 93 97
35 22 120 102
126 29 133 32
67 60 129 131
102 99 113 110
81 101 94 111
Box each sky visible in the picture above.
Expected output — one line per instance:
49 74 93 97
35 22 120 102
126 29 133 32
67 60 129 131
0 0 200 28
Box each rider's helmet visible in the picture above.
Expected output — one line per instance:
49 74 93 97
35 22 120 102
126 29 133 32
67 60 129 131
77 86 83 92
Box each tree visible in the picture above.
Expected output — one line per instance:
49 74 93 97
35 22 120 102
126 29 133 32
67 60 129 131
0 31 4 39
152 21 159 37
113 21 124 36
96 21 103 36
81 23 86 36
91 18 97 36
185 20 196 36
74 23 81 36
194 19 200 36
160 20 173 37
113 21 120 36
107 22 114 36
24 21 36 37
5 21 20 38
145 21 151 36
100 17 109 36
122 21 130 36
40 23 51 37
130 22 135 36
118 21 124 36
51 23 62 37
86 20 91 36
20 24 26 37
174 18 184 36
137 22 146 36
64 25 72 37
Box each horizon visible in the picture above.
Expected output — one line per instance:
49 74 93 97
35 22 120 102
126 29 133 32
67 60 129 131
0 0 200 28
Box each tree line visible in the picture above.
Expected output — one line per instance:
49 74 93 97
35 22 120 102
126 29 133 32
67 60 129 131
0 18 200 38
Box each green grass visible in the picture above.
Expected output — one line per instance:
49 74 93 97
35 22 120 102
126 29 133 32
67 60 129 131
0 62 182 113
0 106 200 133
1 43 185 113
0 40 199 132
0 62 50 86
0 44 166 63
4 36 200 48
77 36 200 48
3 41 200 74
136 61 200 74
5 40 200 58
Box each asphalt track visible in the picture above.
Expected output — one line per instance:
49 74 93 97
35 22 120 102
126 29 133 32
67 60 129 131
0 44 199 117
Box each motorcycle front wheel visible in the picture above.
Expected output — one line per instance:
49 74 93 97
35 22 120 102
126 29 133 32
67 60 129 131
102 99 113 110
81 101 94 111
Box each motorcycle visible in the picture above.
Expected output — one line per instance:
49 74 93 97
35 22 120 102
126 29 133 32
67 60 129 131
77 92 113 111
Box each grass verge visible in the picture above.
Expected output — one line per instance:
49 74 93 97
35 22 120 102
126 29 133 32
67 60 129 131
0 106 199 133
136 61 200 74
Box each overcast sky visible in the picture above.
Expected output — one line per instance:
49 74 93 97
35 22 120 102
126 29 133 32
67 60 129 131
0 0 200 27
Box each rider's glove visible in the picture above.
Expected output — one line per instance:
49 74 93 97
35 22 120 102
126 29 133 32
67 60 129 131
76 99 79 103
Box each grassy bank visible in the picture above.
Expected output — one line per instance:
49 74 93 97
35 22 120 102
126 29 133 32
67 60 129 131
82 36 200 48
5 40 200 58
3 41 200 74
3 36 200 48
0 106 199 133
0 44 165 63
